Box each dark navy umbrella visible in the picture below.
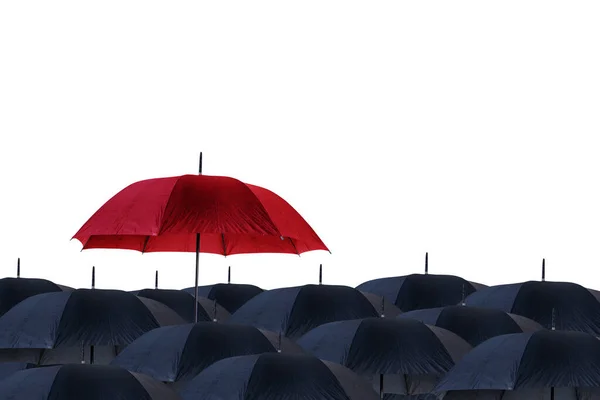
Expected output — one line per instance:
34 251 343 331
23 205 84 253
0 362 35 382
297 317 471 398
399 305 543 346
227 284 379 339
464 281 600 334
111 322 305 384
134 289 230 323
178 353 380 400
0 277 71 317
0 363 180 399
435 330 600 398
0 289 185 365
357 274 486 312
182 283 263 313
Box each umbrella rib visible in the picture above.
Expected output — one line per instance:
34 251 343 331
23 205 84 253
221 233 227 257
141 236 150 254
288 237 300 256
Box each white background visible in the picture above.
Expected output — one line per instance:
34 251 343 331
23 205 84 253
1 1 599 291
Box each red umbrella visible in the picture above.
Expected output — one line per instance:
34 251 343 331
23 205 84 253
73 153 329 321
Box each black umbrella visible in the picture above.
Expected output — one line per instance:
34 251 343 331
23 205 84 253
111 322 304 384
134 289 230 323
357 274 486 312
435 330 600 398
178 353 380 400
182 282 264 313
399 305 543 346
0 277 71 317
0 363 180 399
227 284 379 339
464 281 600 334
297 317 471 398
0 289 185 365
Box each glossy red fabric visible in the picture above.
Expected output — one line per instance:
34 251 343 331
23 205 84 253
73 174 328 256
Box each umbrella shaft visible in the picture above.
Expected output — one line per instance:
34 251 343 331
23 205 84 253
194 233 200 323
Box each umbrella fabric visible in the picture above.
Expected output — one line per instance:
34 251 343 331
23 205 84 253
435 330 600 393
72 174 328 255
0 289 185 365
111 322 305 384
359 291 403 318
178 353 380 400
464 281 600 334
357 274 486 312
134 289 230 323
297 317 471 397
0 277 71 316
0 364 180 399
0 362 35 382
182 283 263 313
228 285 379 339
399 305 543 346
440 387 600 399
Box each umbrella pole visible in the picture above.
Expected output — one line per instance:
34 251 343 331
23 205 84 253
194 233 200 323
193 151 203 323
551 387 554 399
379 374 383 398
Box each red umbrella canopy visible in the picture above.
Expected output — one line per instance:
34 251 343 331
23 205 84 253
73 174 329 256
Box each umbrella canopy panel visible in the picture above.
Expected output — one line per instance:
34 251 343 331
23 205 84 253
435 330 600 392
0 364 181 400
111 322 304 384
464 281 600 334
0 277 69 317
228 285 379 339
399 305 543 346
178 353 379 400
0 289 185 349
298 317 472 396
182 283 264 314
357 274 485 312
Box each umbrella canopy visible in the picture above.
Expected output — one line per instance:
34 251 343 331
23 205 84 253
72 174 328 255
134 289 230 323
399 305 543 346
182 283 264 313
464 281 600 334
0 362 35 382
178 353 380 400
111 322 304 384
435 330 600 393
0 289 185 365
357 274 486 312
227 284 380 339
0 364 180 399
297 317 471 397
0 277 71 317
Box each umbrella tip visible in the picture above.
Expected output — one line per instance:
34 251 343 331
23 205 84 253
541 258 546 281
155 270 159 289
228 266 231 284
91 266 96 289
425 252 428 275
198 152 203 174
16 257 20 278
319 264 322 285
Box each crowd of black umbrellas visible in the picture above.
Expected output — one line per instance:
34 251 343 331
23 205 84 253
2 257 600 399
